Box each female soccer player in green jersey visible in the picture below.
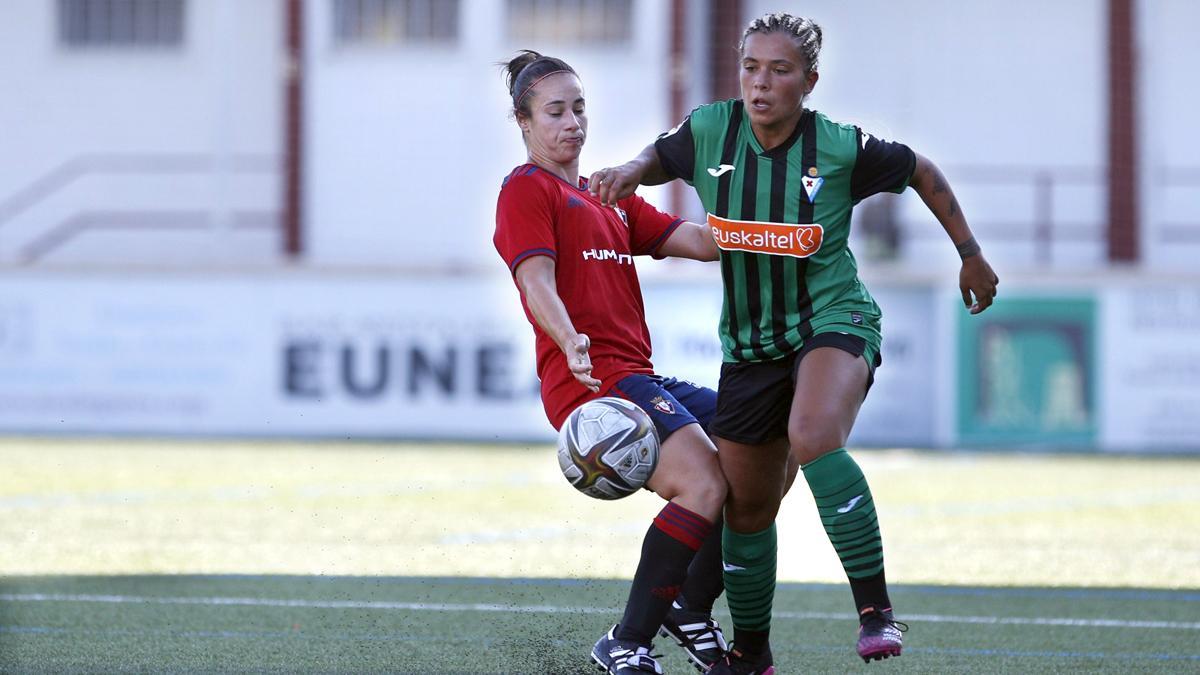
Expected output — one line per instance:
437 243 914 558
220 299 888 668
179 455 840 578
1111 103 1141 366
590 12 999 673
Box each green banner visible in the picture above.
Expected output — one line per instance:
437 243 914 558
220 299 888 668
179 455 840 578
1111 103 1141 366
957 296 1097 446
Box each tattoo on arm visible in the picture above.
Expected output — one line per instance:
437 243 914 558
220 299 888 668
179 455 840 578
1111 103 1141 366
925 165 957 217
931 170 949 195
918 157 962 221
956 236 981 259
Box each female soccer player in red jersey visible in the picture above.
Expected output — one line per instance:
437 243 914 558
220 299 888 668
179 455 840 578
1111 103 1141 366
590 13 1000 673
494 51 733 674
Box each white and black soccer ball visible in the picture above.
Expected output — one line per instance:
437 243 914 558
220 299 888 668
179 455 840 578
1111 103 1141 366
557 397 660 500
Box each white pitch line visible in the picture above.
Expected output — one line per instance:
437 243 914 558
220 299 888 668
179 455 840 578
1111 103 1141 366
772 610 1200 630
0 594 611 615
2 594 1197 631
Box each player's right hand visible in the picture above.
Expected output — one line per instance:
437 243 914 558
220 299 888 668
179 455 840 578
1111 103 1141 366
565 333 601 393
960 254 999 314
588 164 640 206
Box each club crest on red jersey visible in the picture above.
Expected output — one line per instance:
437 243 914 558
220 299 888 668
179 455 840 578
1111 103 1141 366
612 205 628 227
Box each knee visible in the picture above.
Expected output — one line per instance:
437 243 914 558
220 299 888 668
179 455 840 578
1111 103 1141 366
683 466 727 518
788 421 848 465
651 460 727 522
725 479 782 528
725 493 780 532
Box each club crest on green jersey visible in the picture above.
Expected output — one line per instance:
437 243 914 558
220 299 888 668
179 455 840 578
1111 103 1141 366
803 171 824 203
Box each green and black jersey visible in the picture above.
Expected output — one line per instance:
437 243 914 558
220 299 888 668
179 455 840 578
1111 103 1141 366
655 100 915 363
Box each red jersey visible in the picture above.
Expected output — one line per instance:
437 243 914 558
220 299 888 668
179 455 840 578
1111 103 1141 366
494 164 683 429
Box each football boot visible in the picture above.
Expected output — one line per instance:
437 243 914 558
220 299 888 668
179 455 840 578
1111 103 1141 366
707 644 774 675
857 605 907 662
659 600 728 671
591 624 664 674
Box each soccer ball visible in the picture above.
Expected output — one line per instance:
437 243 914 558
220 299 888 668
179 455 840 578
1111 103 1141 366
557 397 660 500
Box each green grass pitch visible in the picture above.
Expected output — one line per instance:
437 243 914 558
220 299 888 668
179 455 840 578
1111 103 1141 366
1 438 1198 673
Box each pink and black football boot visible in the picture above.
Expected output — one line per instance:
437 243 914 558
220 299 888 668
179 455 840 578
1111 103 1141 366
857 605 907 662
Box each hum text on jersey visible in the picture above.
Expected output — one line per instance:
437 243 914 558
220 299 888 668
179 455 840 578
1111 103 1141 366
582 249 633 265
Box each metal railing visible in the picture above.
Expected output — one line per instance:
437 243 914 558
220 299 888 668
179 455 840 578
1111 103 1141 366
0 153 278 264
890 164 1200 266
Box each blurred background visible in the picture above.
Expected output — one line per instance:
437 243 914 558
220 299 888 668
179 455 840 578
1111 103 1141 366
1 0 1197 451
2 1 1199 671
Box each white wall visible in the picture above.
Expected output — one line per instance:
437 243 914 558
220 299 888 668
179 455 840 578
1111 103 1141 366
0 0 282 265
1139 0 1200 268
743 0 1112 273
303 0 674 269
741 0 1200 273
0 1 1195 271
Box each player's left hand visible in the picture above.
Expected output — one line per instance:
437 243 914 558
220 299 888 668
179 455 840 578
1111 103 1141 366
588 164 640 206
960 255 999 315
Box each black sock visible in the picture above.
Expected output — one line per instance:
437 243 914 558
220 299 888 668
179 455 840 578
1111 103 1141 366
616 502 713 644
679 516 725 615
850 569 892 613
733 627 770 658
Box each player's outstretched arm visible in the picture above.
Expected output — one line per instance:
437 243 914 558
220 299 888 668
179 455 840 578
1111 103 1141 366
909 153 1000 315
513 255 601 392
656 221 719 262
589 143 672 206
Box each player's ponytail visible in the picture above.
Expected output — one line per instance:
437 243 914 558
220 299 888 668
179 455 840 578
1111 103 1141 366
739 12 823 74
499 50 577 118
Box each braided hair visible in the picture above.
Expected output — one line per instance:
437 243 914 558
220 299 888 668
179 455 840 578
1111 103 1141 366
739 12 823 73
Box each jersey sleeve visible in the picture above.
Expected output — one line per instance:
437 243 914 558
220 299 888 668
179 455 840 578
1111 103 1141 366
654 116 697 185
621 192 683 259
850 127 917 202
655 101 734 187
493 170 558 275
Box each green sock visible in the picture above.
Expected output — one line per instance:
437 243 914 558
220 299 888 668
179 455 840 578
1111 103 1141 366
803 448 885 580
722 523 777 634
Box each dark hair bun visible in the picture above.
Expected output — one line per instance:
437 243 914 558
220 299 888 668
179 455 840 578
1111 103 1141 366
503 49 543 97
